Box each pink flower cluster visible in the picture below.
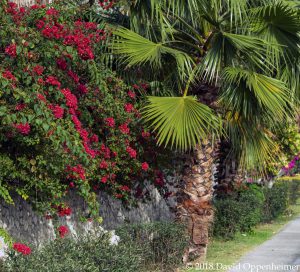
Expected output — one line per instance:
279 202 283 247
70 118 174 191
105 117 115 127
126 146 137 158
66 164 86 180
58 225 69 238
282 155 300 174
14 123 31 135
46 75 61 88
57 206 72 217
5 43 17 57
2 70 16 81
13 243 31 255
48 104 64 119
119 123 130 134
61 88 78 110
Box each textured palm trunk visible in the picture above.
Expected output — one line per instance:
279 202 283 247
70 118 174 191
177 139 216 263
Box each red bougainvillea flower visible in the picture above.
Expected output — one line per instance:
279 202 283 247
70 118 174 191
14 123 31 135
57 206 72 217
7 2 18 14
124 103 134 113
15 103 26 111
101 176 108 183
127 90 136 99
99 160 108 169
119 123 130 134
141 162 149 171
33 65 44 76
120 185 130 192
56 57 68 70
77 46 94 60
100 144 111 159
58 225 69 238
141 131 150 138
77 84 88 94
140 83 149 90
61 88 78 110
36 19 45 29
46 75 61 88
114 193 123 199
49 104 64 119
37 93 47 103
90 134 99 143
66 164 86 180
2 70 16 81
13 243 31 255
126 146 137 159
5 43 17 58
67 70 80 83
46 7 59 17
71 114 81 130
37 78 44 85
84 143 97 158
104 117 115 128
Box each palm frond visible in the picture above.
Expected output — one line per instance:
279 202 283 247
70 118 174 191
226 0 248 25
226 119 280 172
222 67 294 120
197 32 275 84
142 96 221 150
111 27 193 82
250 2 300 64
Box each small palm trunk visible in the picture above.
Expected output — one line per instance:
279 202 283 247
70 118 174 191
177 140 215 264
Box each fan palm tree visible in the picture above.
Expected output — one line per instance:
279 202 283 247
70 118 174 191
92 0 300 262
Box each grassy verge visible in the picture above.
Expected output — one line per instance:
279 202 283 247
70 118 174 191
186 202 300 272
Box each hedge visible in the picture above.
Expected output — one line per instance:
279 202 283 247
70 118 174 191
213 180 300 239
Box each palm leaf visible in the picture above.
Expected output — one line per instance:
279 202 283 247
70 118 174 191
111 27 193 82
222 67 293 120
226 119 280 172
196 31 277 84
250 2 300 65
142 96 221 150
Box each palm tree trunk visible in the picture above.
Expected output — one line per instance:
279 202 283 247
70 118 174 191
177 139 216 263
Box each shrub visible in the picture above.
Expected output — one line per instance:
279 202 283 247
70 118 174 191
262 182 289 222
213 181 300 238
116 222 189 271
213 184 265 239
2 222 188 272
287 179 300 205
3 232 141 272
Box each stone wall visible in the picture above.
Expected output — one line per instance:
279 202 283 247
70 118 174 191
0 177 178 245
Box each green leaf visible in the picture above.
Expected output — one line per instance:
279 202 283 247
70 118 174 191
42 123 50 132
142 96 221 150
0 184 14 204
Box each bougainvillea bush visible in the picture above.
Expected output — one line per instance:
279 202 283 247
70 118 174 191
0 1 169 218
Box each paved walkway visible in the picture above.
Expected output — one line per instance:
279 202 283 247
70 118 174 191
229 216 300 272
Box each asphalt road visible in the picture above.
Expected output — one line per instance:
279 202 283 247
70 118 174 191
229 216 300 272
